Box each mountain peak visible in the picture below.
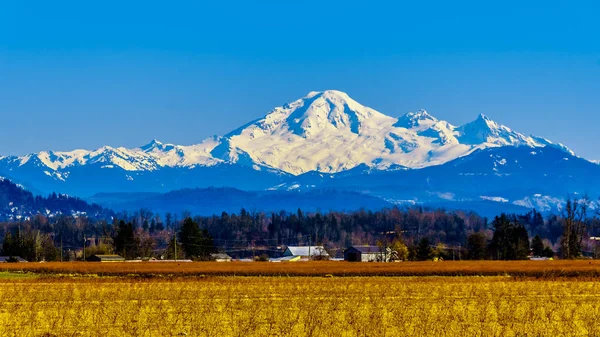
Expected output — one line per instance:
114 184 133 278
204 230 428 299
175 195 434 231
304 90 350 100
456 114 544 147
301 90 372 114
408 109 436 121
473 113 500 129
394 109 438 129
140 139 164 151
273 89 392 137
457 114 503 136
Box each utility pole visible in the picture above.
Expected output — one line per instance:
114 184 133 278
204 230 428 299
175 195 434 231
174 234 177 261
452 244 455 261
308 235 311 260
83 234 86 262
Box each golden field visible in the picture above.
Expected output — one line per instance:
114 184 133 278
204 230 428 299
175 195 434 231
1 274 600 336
3 260 600 277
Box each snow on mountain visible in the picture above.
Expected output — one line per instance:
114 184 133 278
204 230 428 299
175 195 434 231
0 90 576 189
393 109 438 129
212 90 565 174
512 195 564 213
457 114 536 146
0 138 222 173
271 145 600 214
137 138 223 168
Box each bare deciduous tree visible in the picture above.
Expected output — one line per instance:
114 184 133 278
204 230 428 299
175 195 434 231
561 195 589 259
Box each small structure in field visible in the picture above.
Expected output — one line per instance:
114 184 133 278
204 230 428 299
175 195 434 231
283 246 330 260
0 256 27 263
344 246 390 262
210 253 232 262
269 255 301 262
87 254 125 262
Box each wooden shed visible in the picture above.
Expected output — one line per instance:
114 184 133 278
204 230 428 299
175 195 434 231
344 246 389 262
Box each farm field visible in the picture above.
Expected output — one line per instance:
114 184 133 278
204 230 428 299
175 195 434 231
1 275 600 336
2 260 600 277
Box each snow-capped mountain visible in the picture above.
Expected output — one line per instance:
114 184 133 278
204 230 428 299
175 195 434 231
0 90 579 198
210 90 568 174
3 137 222 174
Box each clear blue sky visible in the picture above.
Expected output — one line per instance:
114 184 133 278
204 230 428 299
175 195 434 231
1 1 599 159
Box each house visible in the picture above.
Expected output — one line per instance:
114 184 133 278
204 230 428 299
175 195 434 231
283 246 330 259
0 256 27 263
344 246 390 262
210 253 232 262
87 254 125 262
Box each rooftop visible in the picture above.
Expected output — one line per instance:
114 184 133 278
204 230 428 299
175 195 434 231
346 246 383 253
284 246 329 257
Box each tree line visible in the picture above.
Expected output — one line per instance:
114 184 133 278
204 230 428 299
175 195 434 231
0 197 598 261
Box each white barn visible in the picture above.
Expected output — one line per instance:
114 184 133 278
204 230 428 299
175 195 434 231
283 246 330 259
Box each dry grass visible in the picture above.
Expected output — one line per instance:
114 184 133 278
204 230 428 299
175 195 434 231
1 276 600 336
1 260 600 277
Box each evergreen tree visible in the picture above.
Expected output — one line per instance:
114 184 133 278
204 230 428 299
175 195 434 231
466 232 488 260
543 246 554 258
113 221 138 259
416 238 433 261
531 235 544 257
178 217 214 260
489 214 530 260
532 210 545 236
2 231 19 257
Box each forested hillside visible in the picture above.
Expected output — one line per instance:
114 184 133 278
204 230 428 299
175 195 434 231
0 177 110 221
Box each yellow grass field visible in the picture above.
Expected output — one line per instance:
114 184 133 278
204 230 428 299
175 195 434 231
1 274 600 337
2 260 600 277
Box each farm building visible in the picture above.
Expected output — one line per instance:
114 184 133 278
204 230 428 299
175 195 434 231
87 254 125 262
344 246 390 262
210 253 232 262
283 246 330 259
0 256 27 263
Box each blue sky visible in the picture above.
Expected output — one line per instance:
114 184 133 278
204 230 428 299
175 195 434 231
1 1 599 159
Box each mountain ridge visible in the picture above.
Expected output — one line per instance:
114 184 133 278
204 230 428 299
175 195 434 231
0 90 586 202
0 90 575 175
274 145 600 213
